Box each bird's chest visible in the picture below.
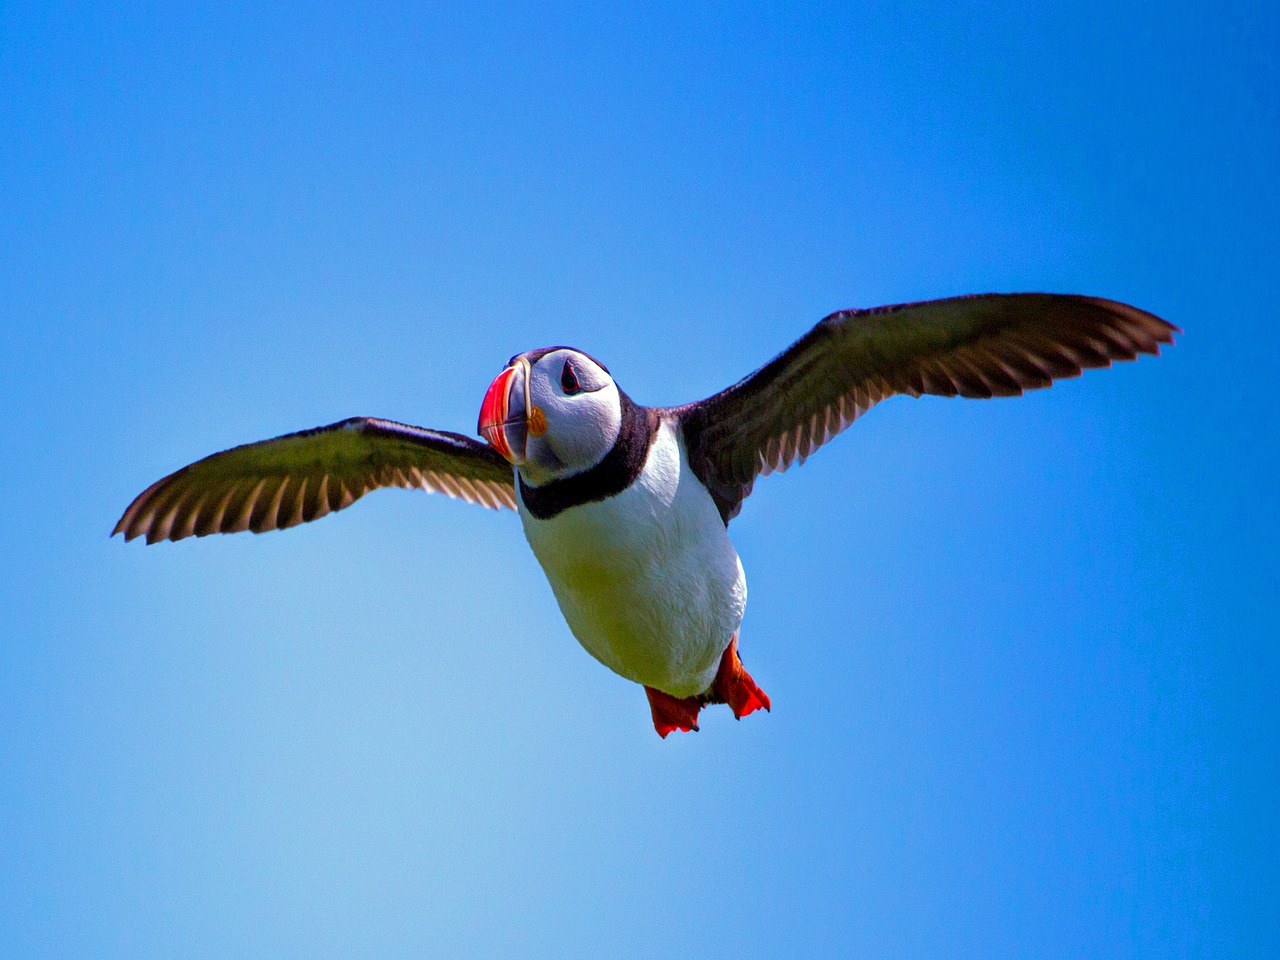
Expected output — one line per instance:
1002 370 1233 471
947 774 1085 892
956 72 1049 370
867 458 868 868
517 426 746 696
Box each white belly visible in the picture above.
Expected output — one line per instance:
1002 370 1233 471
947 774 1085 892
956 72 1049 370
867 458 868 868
518 421 747 697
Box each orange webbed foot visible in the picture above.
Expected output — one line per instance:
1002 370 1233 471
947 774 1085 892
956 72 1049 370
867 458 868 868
645 686 702 738
713 635 771 719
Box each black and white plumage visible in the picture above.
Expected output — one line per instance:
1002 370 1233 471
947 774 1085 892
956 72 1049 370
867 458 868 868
114 293 1177 733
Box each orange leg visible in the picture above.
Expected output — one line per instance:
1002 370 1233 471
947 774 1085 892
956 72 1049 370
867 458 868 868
712 634 771 719
644 635 771 738
645 686 702 738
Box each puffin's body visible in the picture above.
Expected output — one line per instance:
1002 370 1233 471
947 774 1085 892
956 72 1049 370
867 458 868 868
114 293 1177 736
519 414 745 698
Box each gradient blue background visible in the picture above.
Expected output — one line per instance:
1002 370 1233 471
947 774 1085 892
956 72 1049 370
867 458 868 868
2 2 1276 957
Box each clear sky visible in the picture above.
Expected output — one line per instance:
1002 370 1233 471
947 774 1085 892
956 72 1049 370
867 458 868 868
2 2 1276 957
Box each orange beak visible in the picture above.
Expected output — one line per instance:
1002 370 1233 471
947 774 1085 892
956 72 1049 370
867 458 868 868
478 363 525 463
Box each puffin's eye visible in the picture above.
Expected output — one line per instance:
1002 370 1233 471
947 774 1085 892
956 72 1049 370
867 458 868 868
561 359 582 395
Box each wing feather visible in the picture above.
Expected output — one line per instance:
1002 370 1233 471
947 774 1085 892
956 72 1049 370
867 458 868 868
673 293 1177 522
114 417 516 544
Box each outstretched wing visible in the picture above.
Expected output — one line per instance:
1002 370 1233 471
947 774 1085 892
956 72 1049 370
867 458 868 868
114 417 517 544
673 293 1177 522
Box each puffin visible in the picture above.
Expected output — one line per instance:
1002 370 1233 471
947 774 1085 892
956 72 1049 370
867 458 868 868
114 293 1177 737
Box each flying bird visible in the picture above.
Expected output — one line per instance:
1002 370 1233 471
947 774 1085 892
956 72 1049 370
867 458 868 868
114 293 1177 737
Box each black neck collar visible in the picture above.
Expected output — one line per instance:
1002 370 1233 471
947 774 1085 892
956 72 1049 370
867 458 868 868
518 392 656 520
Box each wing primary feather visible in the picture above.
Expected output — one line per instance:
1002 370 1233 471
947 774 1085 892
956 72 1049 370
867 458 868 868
993 343 1053 389
131 485 181 542
1055 330 1112 369
155 481 210 543
286 476 309 528
173 495 205 542
957 345 1023 397
453 475 483 504
247 476 282 531
199 483 242 537
336 477 357 510
1089 323 1140 361
325 473 346 513
259 477 291 532
148 491 190 544
989 349 1038 393
308 475 333 523
494 483 517 510
225 477 265 533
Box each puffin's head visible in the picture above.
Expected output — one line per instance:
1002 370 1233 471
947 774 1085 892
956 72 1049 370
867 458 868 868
478 347 621 485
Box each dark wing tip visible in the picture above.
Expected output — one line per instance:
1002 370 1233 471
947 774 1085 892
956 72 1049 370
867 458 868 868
112 473 173 543
1079 295 1180 346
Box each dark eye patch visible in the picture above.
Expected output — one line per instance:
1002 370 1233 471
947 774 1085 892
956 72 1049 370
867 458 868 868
561 359 582 395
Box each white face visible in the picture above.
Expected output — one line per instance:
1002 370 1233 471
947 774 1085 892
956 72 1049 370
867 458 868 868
478 348 622 485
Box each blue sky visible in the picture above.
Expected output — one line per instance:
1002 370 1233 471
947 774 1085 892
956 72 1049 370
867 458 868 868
2 2 1276 957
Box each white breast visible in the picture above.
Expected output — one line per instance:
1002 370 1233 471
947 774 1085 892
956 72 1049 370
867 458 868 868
518 420 747 698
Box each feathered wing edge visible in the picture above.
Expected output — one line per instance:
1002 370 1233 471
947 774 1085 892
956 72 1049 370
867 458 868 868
673 294 1179 522
114 417 516 545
